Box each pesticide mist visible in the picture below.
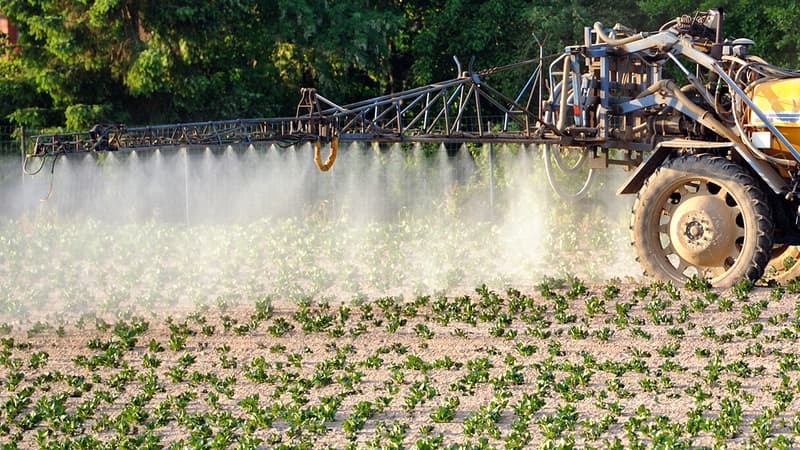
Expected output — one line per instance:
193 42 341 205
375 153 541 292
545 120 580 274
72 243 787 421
0 144 638 321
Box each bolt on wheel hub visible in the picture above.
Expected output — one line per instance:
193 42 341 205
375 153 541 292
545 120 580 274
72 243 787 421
685 220 705 240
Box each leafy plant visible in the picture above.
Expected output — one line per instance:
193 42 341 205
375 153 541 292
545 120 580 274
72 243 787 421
430 396 460 423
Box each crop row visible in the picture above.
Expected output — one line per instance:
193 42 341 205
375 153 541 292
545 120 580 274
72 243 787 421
0 212 629 322
2 277 800 448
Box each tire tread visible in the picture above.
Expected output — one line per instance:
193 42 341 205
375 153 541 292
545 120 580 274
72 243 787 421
630 154 773 287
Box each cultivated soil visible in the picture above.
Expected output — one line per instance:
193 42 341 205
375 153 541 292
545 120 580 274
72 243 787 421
2 281 800 449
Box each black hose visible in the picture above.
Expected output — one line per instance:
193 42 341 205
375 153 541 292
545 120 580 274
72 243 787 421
40 153 60 202
22 155 48 176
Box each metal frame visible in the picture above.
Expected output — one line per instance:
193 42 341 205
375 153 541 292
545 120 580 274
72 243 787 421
30 58 553 157
27 9 800 198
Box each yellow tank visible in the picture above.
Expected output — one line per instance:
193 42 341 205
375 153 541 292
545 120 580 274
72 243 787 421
747 78 800 154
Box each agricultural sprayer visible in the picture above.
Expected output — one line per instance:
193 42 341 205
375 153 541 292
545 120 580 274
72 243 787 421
25 9 800 287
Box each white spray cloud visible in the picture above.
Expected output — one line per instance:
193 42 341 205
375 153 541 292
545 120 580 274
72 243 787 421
0 145 639 320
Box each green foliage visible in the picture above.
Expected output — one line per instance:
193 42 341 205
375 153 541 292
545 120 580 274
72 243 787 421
65 104 112 132
1 0 792 131
640 0 800 68
3 279 800 447
0 0 402 126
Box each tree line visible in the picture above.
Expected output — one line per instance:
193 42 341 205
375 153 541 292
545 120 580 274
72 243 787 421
0 0 796 132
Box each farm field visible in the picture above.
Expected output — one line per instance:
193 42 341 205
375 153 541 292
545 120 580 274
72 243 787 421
2 218 800 449
2 273 800 449
6 0 800 447
2 149 799 449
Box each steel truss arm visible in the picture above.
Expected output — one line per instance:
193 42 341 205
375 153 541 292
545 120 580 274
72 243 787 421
30 60 553 157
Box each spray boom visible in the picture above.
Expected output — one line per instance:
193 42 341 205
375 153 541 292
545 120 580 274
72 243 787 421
25 9 800 287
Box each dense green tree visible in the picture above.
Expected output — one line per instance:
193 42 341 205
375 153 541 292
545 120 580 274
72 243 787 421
409 0 536 85
0 0 402 129
0 0 286 127
0 0 795 131
639 0 800 67
529 0 649 55
269 0 403 103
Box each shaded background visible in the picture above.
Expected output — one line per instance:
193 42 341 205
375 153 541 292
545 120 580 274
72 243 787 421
0 0 796 132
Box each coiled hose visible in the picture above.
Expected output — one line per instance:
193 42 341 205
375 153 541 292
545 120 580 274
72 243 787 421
314 138 338 172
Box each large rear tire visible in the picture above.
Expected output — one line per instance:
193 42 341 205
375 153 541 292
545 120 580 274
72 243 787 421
631 154 773 288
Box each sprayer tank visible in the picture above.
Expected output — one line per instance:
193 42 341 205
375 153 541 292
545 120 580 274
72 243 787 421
747 78 800 153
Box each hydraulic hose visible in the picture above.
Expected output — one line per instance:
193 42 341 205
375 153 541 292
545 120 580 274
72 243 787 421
41 154 59 202
635 79 672 99
23 154 49 176
664 80 734 140
23 152 62 201
556 56 571 131
593 22 648 46
663 80 796 167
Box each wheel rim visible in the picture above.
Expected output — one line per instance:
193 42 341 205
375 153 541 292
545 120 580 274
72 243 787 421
550 144 589 173
765 245 800 283
543 144 595 199
658 178 745 280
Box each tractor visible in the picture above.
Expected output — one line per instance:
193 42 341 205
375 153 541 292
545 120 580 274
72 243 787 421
27 9 800 287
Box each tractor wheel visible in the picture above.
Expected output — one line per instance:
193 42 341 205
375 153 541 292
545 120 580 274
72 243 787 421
631 154 773 288
764 245 800 284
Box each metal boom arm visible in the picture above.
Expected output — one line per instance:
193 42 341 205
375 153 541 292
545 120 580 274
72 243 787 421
30 59 553 158
29 9 800 199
